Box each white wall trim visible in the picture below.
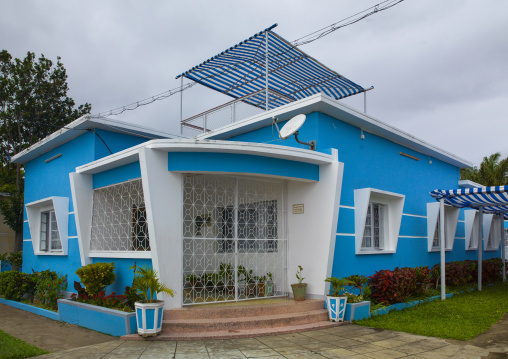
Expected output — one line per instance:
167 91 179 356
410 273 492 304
402 213 427 219
339 205 355 210
88 251 152 259
336 233 355 236
399 235 427 238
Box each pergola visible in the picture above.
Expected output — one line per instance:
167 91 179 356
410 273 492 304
430 186 507 299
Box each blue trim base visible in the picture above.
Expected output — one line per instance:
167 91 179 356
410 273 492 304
344 301 370 321
58 299 136 336
0 297 59 321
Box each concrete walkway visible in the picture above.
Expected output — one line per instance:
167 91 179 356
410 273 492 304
34 324 506 359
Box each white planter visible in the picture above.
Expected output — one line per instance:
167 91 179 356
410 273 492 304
326 296 347 322
135 300 164 336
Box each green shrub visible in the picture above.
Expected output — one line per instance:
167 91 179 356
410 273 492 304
33 270 67 310
0 271 31 301
75 262 116 297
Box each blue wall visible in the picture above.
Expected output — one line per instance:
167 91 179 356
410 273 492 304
228 111 502 279
92 258 152 295
167 152 319 181
93 162 142 189
23 129 150 292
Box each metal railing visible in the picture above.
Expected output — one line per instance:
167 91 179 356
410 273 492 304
180 89 294 137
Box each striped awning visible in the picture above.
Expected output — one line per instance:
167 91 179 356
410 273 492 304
430 186 508 218
176 24 365 110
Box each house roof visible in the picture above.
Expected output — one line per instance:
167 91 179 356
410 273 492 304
11 115 180 164
197 93 473 169
176 24 365 109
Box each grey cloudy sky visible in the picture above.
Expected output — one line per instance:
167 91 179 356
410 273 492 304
2 0 507 166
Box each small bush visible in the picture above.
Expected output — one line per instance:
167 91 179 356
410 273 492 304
369 266 431 304
0 271 32 301
76 262 116 297
430 258 502 287
33 270 67 310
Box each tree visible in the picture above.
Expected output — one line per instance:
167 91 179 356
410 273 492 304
0 50 91 252
460 152 508 186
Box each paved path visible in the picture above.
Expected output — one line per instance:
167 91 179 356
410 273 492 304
1 302 507 358
34 324 506 359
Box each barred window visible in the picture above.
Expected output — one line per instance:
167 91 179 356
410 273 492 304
362 202 384 250
90 179 150 252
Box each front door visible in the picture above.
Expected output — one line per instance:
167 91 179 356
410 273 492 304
182 174 287 305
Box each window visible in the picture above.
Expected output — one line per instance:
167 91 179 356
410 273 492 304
25 197 68 255
464 209 479 251
362 203 384 250
426 202 459 252
432 216 440 249
354 188 404 254
40 210 62 252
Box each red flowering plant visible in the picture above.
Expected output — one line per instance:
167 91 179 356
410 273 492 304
72 290 132 312
33 270 67 311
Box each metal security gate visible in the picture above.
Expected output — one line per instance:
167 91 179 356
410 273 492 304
182 174 287 305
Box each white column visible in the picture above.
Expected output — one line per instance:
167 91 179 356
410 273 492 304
139 147 183 309
179 77 183 135
478 206 483 291
501 213 506 282
440 198 446 300
69 172 94 266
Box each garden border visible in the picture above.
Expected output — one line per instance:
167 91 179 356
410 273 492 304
58 299 136 336
0 297 59 321
371 293 454 316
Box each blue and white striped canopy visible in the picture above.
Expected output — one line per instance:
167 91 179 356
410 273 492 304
430 186 508 219
176 24 365 110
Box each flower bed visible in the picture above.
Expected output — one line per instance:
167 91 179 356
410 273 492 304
58 299 136 336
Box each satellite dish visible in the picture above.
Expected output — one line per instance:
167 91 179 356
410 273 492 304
278 114 306 140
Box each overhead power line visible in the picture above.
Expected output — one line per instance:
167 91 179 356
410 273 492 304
89 0 405 119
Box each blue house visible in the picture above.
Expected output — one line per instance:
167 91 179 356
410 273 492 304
12 26 502 309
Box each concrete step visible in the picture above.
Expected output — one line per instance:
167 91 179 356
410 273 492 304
164 298 324 320
162 309 329 333
123 320 348 341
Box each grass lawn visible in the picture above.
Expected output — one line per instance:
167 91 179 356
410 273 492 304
0 330 48 359
356 281 508 340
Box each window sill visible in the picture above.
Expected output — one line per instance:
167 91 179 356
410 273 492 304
356 249 396 255
34 251 66 256
485 247 498 252
88 251 151 259
428 248 453 253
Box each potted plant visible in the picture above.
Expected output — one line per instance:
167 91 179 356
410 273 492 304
257 275 266 297
265 272 274 297
131 264 175 336
344 275 371 321
324 277 350 322
291 265 307 301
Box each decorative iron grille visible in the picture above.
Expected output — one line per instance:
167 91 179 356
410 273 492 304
90 178 150 252
182 174 287 305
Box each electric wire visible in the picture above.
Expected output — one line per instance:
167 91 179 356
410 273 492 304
87 0 405 121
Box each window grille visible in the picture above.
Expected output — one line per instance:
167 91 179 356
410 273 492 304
362 203 384 249
90 179 150 252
